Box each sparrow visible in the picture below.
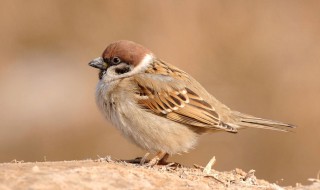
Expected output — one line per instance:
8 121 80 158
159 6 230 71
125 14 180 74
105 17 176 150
89 40 294 165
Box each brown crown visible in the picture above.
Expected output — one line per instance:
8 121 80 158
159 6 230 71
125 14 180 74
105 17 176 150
102 40 153 66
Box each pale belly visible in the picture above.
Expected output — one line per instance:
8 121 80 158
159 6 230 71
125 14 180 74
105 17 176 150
95 80 201 155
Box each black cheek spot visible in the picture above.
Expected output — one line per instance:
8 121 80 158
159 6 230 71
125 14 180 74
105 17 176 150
115 67 131 74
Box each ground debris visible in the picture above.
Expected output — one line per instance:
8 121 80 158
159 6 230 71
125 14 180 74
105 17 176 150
95 155 112 162
0 156 316 190
203 156 216 175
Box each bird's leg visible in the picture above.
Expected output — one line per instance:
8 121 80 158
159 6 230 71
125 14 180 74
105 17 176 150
121 152 163 165
158 153 169 165
139 152 150 165
145 152 168 167
160 153 182 168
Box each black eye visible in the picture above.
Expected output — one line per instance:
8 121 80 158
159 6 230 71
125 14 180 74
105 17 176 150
111 57 121 64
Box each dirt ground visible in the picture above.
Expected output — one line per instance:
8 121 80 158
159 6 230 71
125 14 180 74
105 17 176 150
0 157 319 190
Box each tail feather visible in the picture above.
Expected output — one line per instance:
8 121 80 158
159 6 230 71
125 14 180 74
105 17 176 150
231 111 295 132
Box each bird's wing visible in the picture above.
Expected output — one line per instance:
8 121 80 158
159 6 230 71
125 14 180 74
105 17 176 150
132 60 237 133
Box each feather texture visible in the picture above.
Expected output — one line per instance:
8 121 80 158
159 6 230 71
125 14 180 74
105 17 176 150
231 111 295 132
132 60 238 133
90 40 295 156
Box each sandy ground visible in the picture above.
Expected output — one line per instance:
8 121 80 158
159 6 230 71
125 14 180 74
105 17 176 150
0 157 319 190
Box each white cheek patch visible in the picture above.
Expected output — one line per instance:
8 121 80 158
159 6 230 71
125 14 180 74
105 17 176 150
103 54 154 83
132 53 154 73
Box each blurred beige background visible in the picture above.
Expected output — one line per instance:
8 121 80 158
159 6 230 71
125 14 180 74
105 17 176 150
0 0 319 186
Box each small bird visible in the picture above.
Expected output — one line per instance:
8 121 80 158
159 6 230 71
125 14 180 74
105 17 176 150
89 40 294 165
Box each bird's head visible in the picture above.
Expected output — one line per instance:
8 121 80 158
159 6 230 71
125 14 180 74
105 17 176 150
89 40 154 80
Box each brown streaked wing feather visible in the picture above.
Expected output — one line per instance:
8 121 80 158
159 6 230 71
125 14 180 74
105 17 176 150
174 104 219 125
137 86 221 128
133 68 225 130
166 112 210 127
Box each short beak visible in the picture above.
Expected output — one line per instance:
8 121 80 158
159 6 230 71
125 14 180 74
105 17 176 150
88 57 108 70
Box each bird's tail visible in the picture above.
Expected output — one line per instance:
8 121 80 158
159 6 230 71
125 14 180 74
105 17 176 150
231 111 295 132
